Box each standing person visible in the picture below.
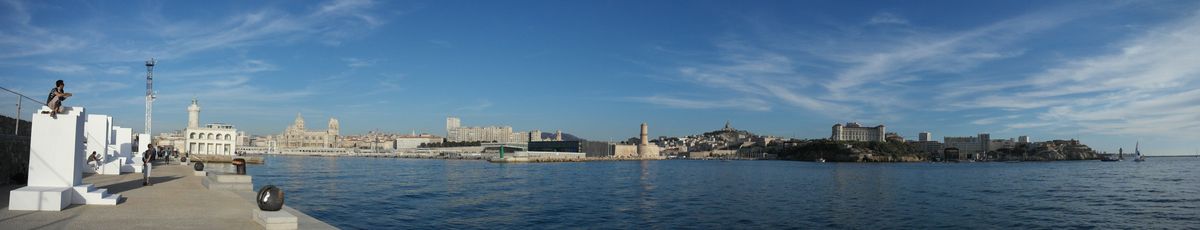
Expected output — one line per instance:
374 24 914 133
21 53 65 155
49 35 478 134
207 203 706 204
164 147 171 164
46 80 72 119
143 144 155 186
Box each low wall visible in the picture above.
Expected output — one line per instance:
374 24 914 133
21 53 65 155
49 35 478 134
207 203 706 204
189 154 264 164
0 134 31 185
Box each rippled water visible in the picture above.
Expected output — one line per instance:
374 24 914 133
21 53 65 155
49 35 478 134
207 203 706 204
244 156 1200 229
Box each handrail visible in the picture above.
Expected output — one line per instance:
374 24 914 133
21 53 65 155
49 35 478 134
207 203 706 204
0 86 47 105
1 85 45 135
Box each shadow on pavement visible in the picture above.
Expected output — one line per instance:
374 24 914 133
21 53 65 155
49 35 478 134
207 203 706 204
103 176 183 194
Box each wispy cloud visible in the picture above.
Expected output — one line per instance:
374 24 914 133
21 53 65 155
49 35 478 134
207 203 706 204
633 40 831 113
366 73 405 95
104 66 131 75
455 100 494 112
38 63 88 74
955 8 1200 138
629 95 771 111
868 12 908 25
342 57 377 68
168 59 278 78
0 0 88 59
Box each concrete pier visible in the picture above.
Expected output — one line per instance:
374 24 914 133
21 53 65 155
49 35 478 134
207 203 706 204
0 163 336 229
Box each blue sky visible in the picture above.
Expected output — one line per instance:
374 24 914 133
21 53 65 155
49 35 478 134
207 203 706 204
3 0 1200 155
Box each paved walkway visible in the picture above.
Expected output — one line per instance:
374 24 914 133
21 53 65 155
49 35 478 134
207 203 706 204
1 162 336 229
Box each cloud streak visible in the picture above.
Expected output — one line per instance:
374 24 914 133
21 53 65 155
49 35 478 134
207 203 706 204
629 95 771 111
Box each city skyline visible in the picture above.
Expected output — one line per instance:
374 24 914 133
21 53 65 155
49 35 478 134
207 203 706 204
4 0 1200 155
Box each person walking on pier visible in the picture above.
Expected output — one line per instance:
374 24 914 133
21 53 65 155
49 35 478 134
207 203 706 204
143 144 155 186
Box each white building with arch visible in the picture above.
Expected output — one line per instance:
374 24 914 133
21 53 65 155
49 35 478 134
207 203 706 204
183 98 239 155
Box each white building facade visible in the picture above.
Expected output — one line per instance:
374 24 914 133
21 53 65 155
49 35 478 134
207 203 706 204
445 116 532 143
943 133 991 155
831 122 886 142
183 99 239 155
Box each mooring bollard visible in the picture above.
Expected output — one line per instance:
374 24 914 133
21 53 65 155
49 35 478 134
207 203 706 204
232 158 246 175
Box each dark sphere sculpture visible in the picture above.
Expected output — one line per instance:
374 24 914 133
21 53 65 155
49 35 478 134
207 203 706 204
257 185 285 211
193 162 205 171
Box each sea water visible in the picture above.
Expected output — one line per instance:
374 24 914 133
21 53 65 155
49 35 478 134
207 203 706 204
247 156 1200 229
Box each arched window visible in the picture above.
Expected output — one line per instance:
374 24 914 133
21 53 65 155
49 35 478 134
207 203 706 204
189 133 196 139
208 133 214 140
226 134 232 140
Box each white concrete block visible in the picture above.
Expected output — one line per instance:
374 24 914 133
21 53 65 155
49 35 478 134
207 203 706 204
8 186 72 211
70 184 119 205
202 175 253 191
100 155 123 175
253 209 298 230
27 106 86 188
114 127 134 173
70 184 93 204
194 171 208 176
213 174 252 183
135 133 150 159
84 114 112 175
96 194 119 205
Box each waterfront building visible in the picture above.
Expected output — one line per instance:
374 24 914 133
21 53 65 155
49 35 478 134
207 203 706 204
990 138 1017 151
918 141 944 154
276 113 339 148
528 140 642 158
445 116 535 143
632 123 661 158
528 129 543 142
394 134 444 149
943 133 991 158
919 132 932 142
154 130 186 150
831 122 886 142
613 144 638 158
943 147 963 161
1018 135 1031 143
183 99 239 155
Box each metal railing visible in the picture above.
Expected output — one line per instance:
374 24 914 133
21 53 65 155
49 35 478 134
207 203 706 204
0 86 46 136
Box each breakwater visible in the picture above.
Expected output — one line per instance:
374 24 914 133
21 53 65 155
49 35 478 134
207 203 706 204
189 154 264 164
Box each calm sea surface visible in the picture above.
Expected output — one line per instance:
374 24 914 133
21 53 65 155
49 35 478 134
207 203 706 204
244 156 1200 229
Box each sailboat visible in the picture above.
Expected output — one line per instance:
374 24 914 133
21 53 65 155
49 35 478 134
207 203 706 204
1133 142 1146 162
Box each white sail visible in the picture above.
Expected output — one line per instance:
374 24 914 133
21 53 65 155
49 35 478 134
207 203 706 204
1134 141 1146 162
1136 142 1141 157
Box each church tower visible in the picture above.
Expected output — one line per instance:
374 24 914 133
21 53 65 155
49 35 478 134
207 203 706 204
328 117 340 136
293 113 305 130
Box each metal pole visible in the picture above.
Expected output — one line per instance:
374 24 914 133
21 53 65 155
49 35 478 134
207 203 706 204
14 96 19 135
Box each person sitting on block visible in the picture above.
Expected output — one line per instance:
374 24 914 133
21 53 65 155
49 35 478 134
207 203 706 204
87 151 101 172
46 79 72 119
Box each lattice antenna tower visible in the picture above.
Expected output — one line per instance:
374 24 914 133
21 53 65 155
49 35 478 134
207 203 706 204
145 58 156 137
